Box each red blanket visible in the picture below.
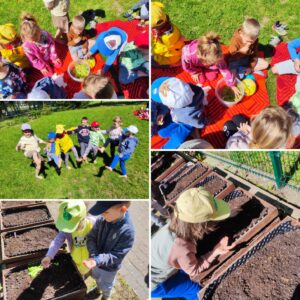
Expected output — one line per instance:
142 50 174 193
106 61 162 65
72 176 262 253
151 47 270 149
27 20 149 99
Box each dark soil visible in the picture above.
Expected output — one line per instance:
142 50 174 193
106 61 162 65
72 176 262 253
162 163 208 201
197 190 267 256
5 254 85 300
3 208 51 228
4 227 57 257
152 154 181 181
195 175 228 196
1 201 40 209
211 229 300 300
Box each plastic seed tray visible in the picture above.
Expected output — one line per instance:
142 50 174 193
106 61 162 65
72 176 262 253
0 201 43 210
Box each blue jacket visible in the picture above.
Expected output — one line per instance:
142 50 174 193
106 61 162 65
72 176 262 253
119 135 138 156
288 38 300 61
87 212 135 271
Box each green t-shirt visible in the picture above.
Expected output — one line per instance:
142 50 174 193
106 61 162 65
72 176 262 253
90 131 105 146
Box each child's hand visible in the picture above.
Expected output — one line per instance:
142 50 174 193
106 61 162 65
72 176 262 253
237 122 251 135
156 114 164 126
212 236 236 257
41 256 51 268
74 37 82 44
294 59 300 73
245 67 252 75
83 258 97 270
41 68 51 76
191 74 200 83
232 86 242 99
82 48 88 55
84 52 92 60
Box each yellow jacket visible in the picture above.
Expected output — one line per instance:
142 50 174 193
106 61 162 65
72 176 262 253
152 24 184 65
0 47 30 69
55 134 74 154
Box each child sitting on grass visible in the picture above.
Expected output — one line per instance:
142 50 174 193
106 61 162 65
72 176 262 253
20 12 62 77
182 32 240 98
271 37 300 91
224 106 296 149
0 60 27 98
45 131 61 175
124 0 149 21
55 124 82 169
84 201 135 300
151 187 236 299
42 200 93 277
82 121 105 164
100 116 123 158
228 18 269 78
16 123 46 179
67 15 89 61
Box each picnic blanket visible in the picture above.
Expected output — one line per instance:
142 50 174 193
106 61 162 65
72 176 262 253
26 20 149 99
270 42 300 106
151 46 270 149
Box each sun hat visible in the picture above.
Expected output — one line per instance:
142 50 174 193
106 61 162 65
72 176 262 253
151 2 167 28
21 123 31 131
56 200 87 233
175 187 231 223
89 201 125 216
47 132 56 139
0 24 17 44
127 125 138 134
151 77 195 109
56 124 65 134
91 121 100 128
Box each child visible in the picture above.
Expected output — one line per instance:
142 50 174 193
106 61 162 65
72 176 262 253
100 116 123 158
151 77 207 149
84 27 127 74
0 61 27 98
124 0 149 21
73 74 117 99
45 131 61 175
43 0 70 41
224 106 295 149
105 125 138 178
0 23 30 68
69 117 91 158
67 15 89 61
151 187 235 299
27 77 67 99
55 124 82 169
151 1 184 66
42 200 93 277
20 12 62 77
271 37 300 91
15 123 46 179
82 121 105 164
181 32 240 97
83 201 135 299
228 18 269 78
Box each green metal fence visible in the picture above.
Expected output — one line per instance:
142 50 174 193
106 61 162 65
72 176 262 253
204 151 300 190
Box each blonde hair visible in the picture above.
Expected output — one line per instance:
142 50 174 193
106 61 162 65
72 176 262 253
20 12 41 42
241 18 260 39
197 32 223 66
250 106 293 149
72 15 86 30
83 74 114 99
113 116 123 125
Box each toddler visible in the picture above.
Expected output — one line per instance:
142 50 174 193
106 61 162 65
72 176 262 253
45 131 61 175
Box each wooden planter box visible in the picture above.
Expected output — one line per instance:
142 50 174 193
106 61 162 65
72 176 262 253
2 253 87 300
0 201 43 211
197 188 279 284
0 204 54 233
1 224 59 266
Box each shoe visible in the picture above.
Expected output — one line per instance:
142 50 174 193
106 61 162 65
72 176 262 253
105 166 113 171
123 9 133 18
269 35 282 46
86 287 101 299
35 175 43 180
272 24 287 36
120 174 128 178
274 21 288 30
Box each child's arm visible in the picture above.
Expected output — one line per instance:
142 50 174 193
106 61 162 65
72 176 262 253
99 132 106 144
47 32 59 62
248 40 259 70
43 0 55 10
23 46 49 71
288 38 300 72
181 45 202 75
218 59 236 87
131 0 147 10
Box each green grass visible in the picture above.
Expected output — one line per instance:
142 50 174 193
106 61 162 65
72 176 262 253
0 0 138 36
159 0 300 105
0 103 149 199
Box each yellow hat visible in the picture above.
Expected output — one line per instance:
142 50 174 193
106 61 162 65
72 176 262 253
151 2 167 28
175 187 231 223
0 24 17 44
56 124 65 134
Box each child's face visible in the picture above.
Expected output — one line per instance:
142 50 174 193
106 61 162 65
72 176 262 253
73 25 84 35
93 127 100 131
240 32 257 45
113 120 121 128
81 119 88 126
101 205 125 222
23 130 32 137
49 138 55 143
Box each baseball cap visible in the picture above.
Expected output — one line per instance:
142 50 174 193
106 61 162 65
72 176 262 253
175 187 231 223
47 132 56 139
91 121 100 128
127 125 138 134
89 201 126 216
151 77 195 108
21 123 31 131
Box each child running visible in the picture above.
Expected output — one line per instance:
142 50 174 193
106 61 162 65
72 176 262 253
16 123 46 179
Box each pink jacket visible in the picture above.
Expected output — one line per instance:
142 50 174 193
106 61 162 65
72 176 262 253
182 40 236 86
23 31 58 70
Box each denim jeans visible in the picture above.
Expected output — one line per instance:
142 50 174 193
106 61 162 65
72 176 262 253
110 154 131 175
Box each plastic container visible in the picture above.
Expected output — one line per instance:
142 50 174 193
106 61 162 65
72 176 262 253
67 60 91 82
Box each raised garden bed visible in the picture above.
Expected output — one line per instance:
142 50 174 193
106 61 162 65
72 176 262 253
1 224 58 265
0 205 53 233
202 217 300 300
159 162 212 203
196 188 278 283
0 201 42 210
3 253 86 300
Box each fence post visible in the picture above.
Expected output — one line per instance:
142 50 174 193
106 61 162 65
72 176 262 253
269 151 284 188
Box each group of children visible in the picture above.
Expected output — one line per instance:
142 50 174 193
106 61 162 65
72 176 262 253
151 1 300 149
42 200 135 300
16 116 139 179
0 0 149 99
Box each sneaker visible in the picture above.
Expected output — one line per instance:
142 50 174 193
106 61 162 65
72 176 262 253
123 9 133 18
35 175 43 180
272 24 287 36
105 166 113 171
86 287 101 300
274 21 288 30
120 174 128 178
269 35 282 46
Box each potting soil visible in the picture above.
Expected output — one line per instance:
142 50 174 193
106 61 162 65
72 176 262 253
195 175 228 197
1 201 39 208
152 154 180 181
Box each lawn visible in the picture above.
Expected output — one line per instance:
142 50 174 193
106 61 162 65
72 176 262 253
159 0 300 105
0 0 138 36
0 103 149 199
